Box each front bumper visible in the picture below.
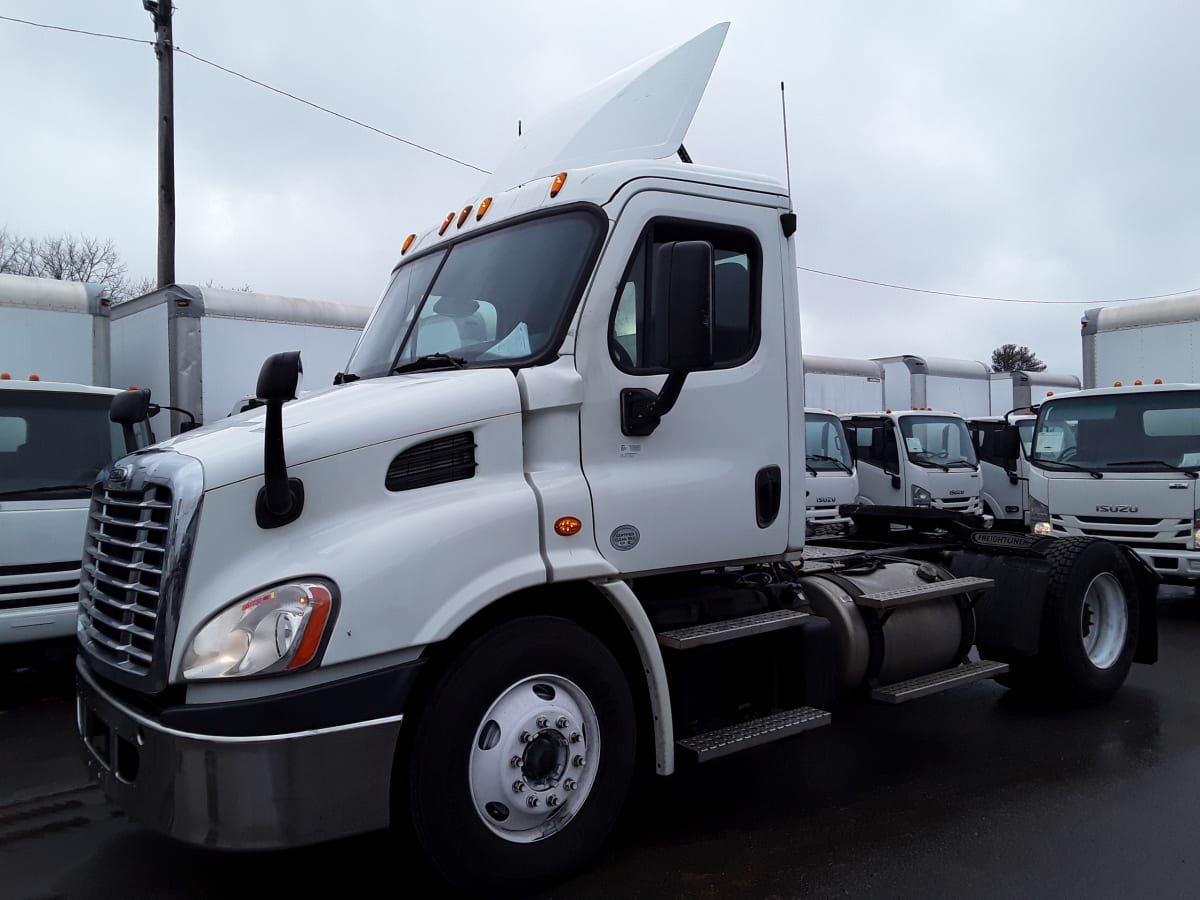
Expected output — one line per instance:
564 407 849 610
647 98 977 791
76 657 410 849
0 601 77 645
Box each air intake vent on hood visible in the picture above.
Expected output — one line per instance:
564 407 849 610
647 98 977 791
386 432 477 492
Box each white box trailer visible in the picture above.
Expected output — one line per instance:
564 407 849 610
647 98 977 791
1081 294 1200 389
989 370 1081 414
0 273 113 386
802 354 885 413
111 284 371 433
875 355 991 416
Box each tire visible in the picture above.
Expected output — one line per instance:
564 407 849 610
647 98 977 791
403 616 636 895
1035 537 1139 704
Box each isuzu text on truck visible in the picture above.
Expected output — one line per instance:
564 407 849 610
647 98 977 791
76 25 1159 894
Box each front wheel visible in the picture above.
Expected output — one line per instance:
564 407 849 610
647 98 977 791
403 616 636 894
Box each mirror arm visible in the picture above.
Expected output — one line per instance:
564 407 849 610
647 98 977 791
620 371 689 437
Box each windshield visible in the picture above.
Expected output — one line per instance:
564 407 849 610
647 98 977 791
899 415 977 467
1032 390 1200 472
805 412 853 471
0 391 149 500
344 209 602 379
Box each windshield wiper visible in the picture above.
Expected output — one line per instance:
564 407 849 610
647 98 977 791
1035 459 1104 479
391 353 467 375
946 461 977 469
0 483 93 498
910 452 950 472
1106 459 1200 478
806 453 852 473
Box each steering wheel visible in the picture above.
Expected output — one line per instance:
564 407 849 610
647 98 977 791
611 340 634 369
1058 446 1077 462
934 449 949 459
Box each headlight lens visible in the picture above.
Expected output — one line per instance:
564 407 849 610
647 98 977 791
182 579 337 680
911 485 932 507
1193 509 1200 548
1030 494 1052 535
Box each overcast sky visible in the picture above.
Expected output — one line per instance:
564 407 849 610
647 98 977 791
3 0 1199 378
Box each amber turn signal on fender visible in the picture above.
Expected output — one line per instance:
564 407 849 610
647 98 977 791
554 516 582 536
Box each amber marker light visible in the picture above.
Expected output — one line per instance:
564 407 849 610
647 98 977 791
476 197 492 220
286 584 334 670
401 233 416 254
1134 379 1143 385
457 205 473 228
554 516 583 536
550 172 568 197
1155 378 1163 384
439 212 455 236
1114 381 1123 387
28 374 39 381
0 373 9 380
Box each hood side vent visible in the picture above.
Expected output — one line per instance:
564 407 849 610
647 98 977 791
386 432 477 492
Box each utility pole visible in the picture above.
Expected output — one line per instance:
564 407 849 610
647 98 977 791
144 1 175 288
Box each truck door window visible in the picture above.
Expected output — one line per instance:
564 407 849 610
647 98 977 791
610 220 760 372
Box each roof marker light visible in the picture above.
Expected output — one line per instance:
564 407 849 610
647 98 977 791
476 197 492 220
457 205 473 228
29 374 39 381
1046 391 1054 397
401 233 416 254
1134 379 1143 385
550 172 568 197
1114 381 1122 387
1155 378 1163 384
0 373 9 380
439 212 455 236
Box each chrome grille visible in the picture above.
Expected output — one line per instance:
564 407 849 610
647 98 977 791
1051 514 1190 549
79 483 172 675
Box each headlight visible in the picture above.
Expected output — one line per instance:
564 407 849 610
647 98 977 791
911 485 932 507
1030 495 1052 536
182 579 337 680
1193 509 1200 548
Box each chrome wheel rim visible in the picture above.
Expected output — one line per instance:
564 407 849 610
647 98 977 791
1080 572 1128 669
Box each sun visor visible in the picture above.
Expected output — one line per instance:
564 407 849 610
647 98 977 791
478 22 730 197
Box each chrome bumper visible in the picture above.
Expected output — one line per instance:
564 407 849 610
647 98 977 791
76 658 404 849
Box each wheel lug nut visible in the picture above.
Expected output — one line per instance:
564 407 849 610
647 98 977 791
527 796 539 808
557 717 570 729
569 731 582 743
520 732 534 743
536 716 549 728
510 756 522 768
564 779 577 791
547 795 559 807
573 755 586 768
512 781 526 793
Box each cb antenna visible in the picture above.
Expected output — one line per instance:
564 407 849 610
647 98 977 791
780 81 793 208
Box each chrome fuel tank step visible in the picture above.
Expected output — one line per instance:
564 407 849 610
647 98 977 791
870 659 1010 704
854 576 994 611
656 609 811 650
676 706 832 764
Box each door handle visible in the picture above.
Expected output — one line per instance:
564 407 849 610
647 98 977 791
756 465 782 528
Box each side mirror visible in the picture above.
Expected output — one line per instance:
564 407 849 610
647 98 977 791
843 426 858 461
110 388 152 453
255 351 305 529
648 240 714 372
257 350 303 403
995 423 1021 463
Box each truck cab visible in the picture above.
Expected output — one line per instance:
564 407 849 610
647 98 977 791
968 413 1035 527
841 409 982 514
803 408 857 534
1028 382 1200 586
0 378 152 650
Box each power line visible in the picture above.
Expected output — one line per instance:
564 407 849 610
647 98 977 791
797 265 1200 306
0 13 490 175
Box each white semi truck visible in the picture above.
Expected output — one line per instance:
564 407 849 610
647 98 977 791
1027 381 1200 589
75 25 1160 894
111 284 371 434
1081 293 1200 389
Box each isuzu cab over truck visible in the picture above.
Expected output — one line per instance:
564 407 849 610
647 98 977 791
968 412 1036 527
841 409 984 515
803 408 858 535
76 24 1159 894
1027 382 1200 589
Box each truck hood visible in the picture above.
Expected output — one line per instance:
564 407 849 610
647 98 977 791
1045 472 1197 519
148 369 522 491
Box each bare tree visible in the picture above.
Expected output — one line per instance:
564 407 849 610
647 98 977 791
0 228 143 301
991 343 1047 373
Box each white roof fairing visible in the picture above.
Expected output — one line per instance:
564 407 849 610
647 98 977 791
477 23 731 197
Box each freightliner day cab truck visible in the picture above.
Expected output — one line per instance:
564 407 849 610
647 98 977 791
76 25 1160 894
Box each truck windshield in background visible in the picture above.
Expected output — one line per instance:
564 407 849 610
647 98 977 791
1018 418 1035 456
1031 390 1200 473
344 209 603 379
805 412 853 472
0 391 147 499
899 415 977 468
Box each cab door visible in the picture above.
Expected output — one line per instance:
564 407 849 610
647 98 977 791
575 190 791 573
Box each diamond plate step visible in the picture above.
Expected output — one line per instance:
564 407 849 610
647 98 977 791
801 545 868 561
676 706 832 763
870 659 1010 704
656 609 811 650
854 576 994 610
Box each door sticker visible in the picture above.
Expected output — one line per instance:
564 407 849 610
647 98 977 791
620 443 643 457
610 525 640 551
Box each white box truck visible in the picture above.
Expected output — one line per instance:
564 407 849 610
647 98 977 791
76 25 1159 894
110 284 370 434
1081 294 1200 389
990 370 1081 415
803 408 858 535
876 355 991 416
802 354 885 413
0 273 113 385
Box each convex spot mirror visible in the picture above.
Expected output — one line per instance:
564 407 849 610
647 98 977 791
257 350 303 403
